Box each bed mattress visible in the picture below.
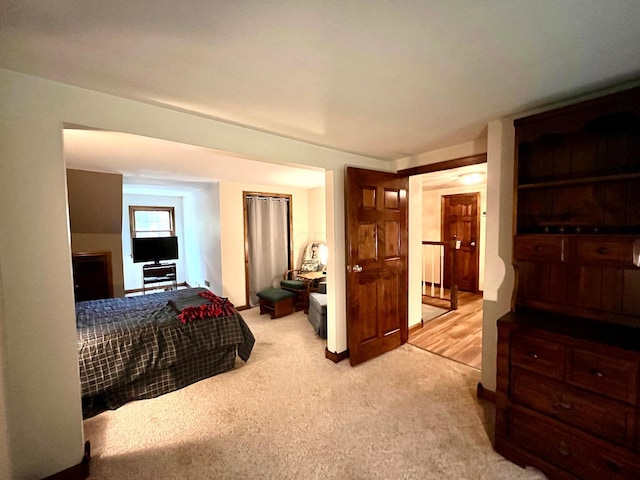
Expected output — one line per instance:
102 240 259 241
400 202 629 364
76 288 254 417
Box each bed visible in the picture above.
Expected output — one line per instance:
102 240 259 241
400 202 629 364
76 287 255 418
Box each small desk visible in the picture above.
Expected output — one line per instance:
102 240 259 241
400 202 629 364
297 271 326 312
298 271 326 287
142 263 177 293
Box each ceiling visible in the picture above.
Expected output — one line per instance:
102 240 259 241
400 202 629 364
419 163 487 191
3 1 640 190
63 129 326 194
64 128 482 194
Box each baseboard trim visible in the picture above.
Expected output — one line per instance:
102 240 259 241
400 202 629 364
325 348 349 363
43 441 90 480
476 382 496 403
408 322 424 334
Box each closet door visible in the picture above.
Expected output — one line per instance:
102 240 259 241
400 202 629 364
72 252 113 301
244 193 293 308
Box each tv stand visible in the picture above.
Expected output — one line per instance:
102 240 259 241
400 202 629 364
142 262 177 294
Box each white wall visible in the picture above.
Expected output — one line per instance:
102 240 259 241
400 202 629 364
480 120 516 391
408 176 423 329
122 194 187 290
307 186 327 243
0 68 389 479
0 78 84 479
0 257 10 479
183 183 223 294
324 169 347 353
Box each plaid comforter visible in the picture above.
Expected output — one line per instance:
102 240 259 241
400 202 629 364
76 288 254 416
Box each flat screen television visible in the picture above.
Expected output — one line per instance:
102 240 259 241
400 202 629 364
132 236 179 264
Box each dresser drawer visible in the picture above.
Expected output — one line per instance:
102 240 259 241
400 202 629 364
511 368 635 448
511 408 640 480
514 235 565 262
511 333 565 380
574 237 637 267
567 348 638 404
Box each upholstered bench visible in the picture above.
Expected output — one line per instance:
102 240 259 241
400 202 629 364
257 288 295 319
308 290 327 338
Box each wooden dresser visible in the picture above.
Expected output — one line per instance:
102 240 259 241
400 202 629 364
496 312 640 479
495 86 640 479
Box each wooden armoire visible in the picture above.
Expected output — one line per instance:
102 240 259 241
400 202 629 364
495 86 640 479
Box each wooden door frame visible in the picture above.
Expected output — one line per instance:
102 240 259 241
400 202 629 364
397 153 487 177
242 191 294 310
398 152 487 302
441 192 481 293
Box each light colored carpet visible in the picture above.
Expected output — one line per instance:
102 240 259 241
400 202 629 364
422 303 448 323
84 308 547 480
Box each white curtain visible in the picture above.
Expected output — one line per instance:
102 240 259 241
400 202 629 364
246 196 290 307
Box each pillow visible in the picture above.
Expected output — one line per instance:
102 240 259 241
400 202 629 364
299 242 325 272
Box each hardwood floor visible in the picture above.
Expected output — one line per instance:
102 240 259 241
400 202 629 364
409 291 483 370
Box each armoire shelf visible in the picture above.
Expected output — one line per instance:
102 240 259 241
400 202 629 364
517 171 640 190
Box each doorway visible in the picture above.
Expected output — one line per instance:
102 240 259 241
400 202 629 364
404 157 486 369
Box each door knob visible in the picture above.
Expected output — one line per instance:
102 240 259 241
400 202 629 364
470 241 476 247
352 264 363 273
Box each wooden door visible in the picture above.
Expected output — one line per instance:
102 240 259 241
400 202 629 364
442 193 480 293
346 167 408 366
72 252 113 301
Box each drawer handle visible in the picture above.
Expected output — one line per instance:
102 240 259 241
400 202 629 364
552 396 573 412
597 247 609 255
534 245 544 252
557 441 571 457
590 368 604 378
527 351 539 360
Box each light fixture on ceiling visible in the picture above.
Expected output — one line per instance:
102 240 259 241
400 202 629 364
459 172 485 185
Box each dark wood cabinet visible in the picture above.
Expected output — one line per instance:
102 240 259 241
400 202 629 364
142 263 177 293
514 234 640 325
513 86 640 326
496 315 640 480
72 252 113 302
514 90 640 237
495 86 640 479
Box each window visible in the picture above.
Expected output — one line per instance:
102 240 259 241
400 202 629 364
129 206 175 238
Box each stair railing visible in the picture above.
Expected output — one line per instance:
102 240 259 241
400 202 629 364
421 240 459 311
